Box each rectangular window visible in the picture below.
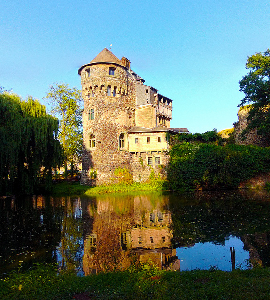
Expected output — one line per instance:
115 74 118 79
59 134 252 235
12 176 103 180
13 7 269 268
86 68 90 77
148 156 153 166
107 86 111 96
113 87 116 97
109 67 115 75
158 136 161 142
155 157 160 165
135 138 138 144
147 137 150 144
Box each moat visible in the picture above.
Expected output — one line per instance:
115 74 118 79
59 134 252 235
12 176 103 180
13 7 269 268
1 190 270 276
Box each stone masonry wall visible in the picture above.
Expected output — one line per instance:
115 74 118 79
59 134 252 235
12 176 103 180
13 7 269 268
135 105 156 128
234 107 266 146
81 62 136 185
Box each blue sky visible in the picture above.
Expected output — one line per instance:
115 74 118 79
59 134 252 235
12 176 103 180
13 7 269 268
1 0 269 133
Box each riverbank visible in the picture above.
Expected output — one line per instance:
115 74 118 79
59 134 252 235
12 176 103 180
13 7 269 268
1 264 270 299
50 180 167 196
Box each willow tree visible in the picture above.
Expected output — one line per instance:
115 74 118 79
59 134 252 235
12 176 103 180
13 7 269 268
0 92 63 195
46 83 83 176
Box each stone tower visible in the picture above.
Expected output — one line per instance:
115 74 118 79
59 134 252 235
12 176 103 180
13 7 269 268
78 48 136 184
79 48 186 185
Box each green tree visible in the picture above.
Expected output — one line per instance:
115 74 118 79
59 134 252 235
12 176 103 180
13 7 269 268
0 92 63 195
239 49 270 144
46 83 83 176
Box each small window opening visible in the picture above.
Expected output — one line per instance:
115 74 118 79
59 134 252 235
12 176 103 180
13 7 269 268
148 156 153 166
150 212 155 222
109 67 115 75
85 68 90 77
113 86 117 97
135 138 138 144
107 86 111 96
150 237 154 243
147 137 150 144
162 236 166 243
146 89 148 93
158 137 161 142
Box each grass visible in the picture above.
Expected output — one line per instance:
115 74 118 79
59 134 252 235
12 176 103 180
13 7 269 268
1 264 270 299
50 180 167 196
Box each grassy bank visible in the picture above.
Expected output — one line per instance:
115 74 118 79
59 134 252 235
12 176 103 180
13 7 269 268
50 180 167 196
1 264 270 299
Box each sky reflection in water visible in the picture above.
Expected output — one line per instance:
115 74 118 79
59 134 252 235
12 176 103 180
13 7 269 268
177 235 250 271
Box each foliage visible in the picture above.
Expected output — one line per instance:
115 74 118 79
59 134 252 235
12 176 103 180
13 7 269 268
46 83 83 175
167 142 270 190
218 128 235 144
1 263 270 299
89 169 97 179
112 167 133 185
50 181 166 196
0 92 63 195
239 49 270 145
170 129 224 146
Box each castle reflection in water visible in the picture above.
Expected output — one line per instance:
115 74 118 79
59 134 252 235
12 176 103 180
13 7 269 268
81 194 180 275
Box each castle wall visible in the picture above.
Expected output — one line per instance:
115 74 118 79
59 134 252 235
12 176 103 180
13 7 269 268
135 83 156 106
234 107 266 146
131 152 169 182
135 105 157 128
128 132 168 153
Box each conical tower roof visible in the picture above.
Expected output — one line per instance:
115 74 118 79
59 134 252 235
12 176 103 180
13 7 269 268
78 48 123 74
90 48 122 64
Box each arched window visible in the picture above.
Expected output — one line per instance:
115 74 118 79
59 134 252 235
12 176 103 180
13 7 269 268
89 134 96 148
88 108 94 120
119 133 124 149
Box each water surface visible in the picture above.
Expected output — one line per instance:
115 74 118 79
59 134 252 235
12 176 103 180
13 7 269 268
1 190 270 276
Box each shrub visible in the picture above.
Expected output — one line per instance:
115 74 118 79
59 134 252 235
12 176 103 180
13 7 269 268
167 143 270 190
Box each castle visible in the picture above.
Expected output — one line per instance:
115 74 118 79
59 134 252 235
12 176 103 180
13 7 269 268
78 48 188 185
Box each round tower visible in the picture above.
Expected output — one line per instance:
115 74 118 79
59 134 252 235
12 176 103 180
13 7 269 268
78 48 136 184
